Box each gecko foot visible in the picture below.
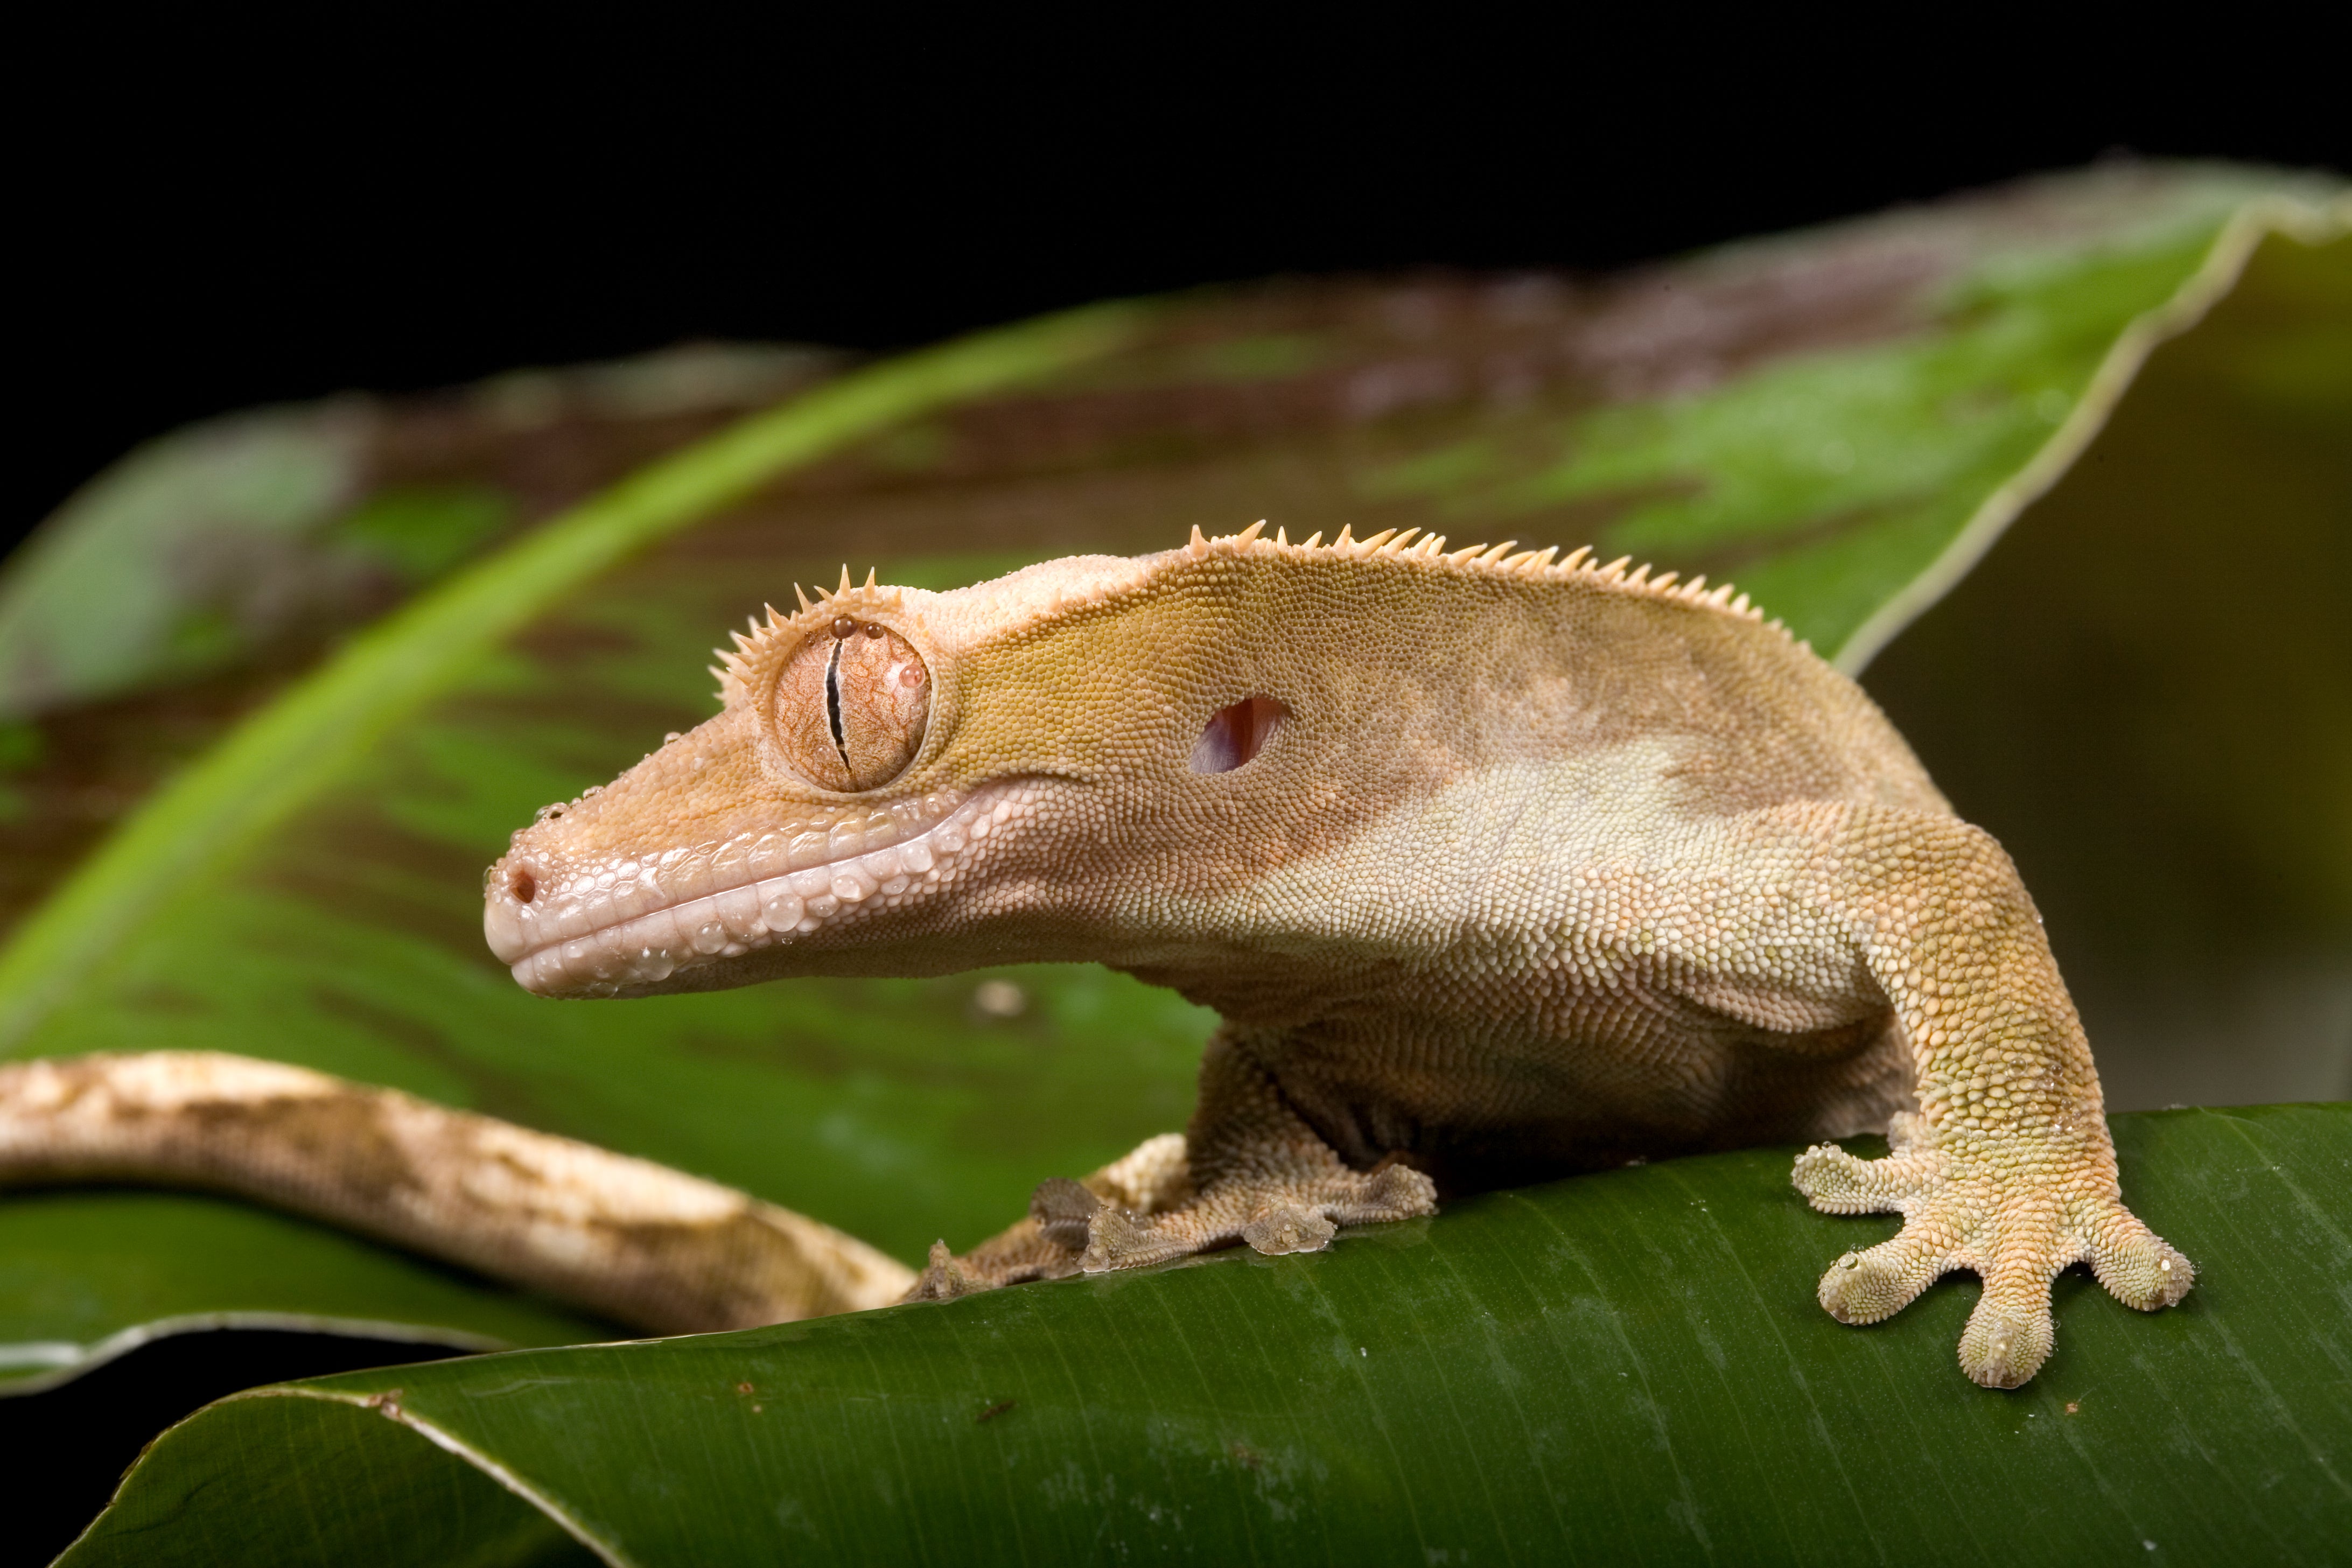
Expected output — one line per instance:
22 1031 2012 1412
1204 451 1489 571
904 1229 1081 1301
1792 1117 2193 1389
1036 1161 1434 1272
906 1240 992 1301
901 1132 1199 1303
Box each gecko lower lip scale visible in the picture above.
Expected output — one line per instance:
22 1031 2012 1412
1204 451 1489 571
3 521 2193 1388
485 782 1032 995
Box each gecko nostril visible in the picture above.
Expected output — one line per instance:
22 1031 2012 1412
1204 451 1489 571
510 868 538 904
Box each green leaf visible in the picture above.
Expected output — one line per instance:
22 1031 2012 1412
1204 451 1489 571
0 410 366 718
0 345 845 724
0 302 1146 1055
0 1193 612 1393
0 348 852 939
2 164 2344 1404
59 1105 2352 1566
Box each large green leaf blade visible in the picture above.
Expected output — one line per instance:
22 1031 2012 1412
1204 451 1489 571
0 300 1147 1049
3 165 2344 1389
62 1105 2352 1566
60 1389 603 1566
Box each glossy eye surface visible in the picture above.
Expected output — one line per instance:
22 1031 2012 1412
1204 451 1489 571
773 622 930 790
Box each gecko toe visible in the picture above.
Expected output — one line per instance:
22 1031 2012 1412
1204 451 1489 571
2088 1213 2195 1311
1076 1205 1199 1271
1241 1202 1338 1255
1817 1227 1956 1324
1959 1285 2055 1389
1030 1177 1104 1252
905 1240 993 1302
1791 1142 1937 1214
1335 1161 1439 1223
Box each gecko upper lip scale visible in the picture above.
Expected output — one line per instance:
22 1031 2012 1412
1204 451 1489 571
484 781 1035 996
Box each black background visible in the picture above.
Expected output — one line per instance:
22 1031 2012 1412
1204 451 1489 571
7 15 2344 1563
14 18 2345 557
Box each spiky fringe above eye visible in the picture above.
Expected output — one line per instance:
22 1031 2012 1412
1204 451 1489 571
711 565 921 708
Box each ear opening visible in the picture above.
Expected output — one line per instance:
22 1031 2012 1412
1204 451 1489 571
1190 696 1289 774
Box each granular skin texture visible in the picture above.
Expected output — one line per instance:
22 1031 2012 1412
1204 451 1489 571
3 524 2193 1387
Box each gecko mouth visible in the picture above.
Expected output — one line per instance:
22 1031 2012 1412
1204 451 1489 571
484 782 1033 997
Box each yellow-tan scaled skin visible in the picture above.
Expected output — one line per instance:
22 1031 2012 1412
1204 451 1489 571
478 522 2192 1388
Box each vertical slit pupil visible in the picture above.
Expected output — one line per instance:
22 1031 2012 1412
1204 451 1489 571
824 642 849 767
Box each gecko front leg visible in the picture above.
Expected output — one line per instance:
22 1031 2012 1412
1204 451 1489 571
1776 807 2194 1387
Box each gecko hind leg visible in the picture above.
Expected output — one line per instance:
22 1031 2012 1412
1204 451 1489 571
1042 1156 1436 1272
906 1032 1437 1300
1062 1031 1437 1272
904 1131 1195 1300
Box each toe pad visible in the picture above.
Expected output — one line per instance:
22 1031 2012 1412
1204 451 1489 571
1242 1203 1339 1255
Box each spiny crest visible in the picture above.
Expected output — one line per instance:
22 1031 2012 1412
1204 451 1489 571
1181 521 1774 629
710 564 913 705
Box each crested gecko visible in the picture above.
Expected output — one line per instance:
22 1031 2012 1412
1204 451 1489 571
0 523 2193 1388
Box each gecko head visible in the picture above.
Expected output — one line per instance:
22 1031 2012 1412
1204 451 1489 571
481 542 1339 999
483 524 1600 1000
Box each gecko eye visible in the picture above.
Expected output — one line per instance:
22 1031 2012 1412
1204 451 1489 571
1191 696 1287 774
773 625 930 790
